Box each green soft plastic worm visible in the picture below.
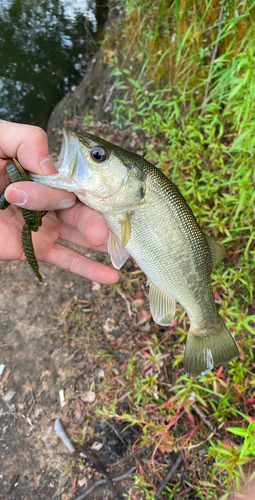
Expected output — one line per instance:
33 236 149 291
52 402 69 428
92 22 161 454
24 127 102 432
0 159 46 282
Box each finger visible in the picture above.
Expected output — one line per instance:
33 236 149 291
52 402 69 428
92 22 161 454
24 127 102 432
5 181 76 210
0 120 56 174
45 242 119 284
58 221 108 253
0 207 24 260
57 201 109 248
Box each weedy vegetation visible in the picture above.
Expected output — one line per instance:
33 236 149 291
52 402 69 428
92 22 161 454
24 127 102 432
64 1 255 498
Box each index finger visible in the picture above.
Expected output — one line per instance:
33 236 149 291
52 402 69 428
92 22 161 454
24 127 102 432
0 120 57 174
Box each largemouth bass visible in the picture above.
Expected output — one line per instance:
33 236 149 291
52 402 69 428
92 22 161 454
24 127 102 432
30 129 239 376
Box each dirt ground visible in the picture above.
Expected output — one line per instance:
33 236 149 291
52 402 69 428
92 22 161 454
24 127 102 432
0 250 147 500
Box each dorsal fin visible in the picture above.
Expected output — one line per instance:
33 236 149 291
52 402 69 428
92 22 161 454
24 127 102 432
204 233 226 268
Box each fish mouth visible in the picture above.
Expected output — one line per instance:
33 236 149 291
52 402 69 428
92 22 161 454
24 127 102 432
49 128 92 187
54 128 69 172
55 129 95 173
29 128 91 189
54 128 79 177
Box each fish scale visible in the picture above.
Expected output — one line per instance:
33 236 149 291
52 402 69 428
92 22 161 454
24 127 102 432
30 129 239 377
105 167 216 329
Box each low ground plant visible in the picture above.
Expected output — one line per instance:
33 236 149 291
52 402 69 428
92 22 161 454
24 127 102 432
72 1 255 498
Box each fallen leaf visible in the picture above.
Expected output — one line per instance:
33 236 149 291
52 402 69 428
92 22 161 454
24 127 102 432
158 439 174 454
136 310 151 324
40 370 51 379
2 390 16 402
103 318 116 333
65 282 74 289
92 282 101 291
96 369 104 380
78 477 87 488
1 368 11 384
133 299 144 307
91 441 103 451
82 391 96 403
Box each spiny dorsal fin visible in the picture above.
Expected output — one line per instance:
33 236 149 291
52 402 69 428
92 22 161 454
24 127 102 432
204 233 226 268
149 281 176 326
108 229 129 270
121 212 131 247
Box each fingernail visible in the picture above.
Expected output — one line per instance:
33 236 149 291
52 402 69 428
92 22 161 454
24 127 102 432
6 187 27 206
58 199 76 209
39 155 57 174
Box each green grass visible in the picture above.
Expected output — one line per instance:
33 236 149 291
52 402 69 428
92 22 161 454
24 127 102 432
76 0 255 498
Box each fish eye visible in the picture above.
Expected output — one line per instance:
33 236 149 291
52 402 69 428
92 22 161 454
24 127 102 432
91 146 107 162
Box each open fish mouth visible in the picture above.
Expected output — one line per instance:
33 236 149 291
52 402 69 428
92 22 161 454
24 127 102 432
30 129 90 189
54 128 71 172
54 128 79 176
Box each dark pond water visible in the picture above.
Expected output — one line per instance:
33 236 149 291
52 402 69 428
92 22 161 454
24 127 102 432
0 0 107 129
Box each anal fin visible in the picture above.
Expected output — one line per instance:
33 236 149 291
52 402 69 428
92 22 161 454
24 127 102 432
149 282 176 326
108 229 129 270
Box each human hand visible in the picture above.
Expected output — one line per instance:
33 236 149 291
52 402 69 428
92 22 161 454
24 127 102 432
0 120 119 284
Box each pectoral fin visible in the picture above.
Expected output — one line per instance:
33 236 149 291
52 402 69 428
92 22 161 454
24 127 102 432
108 229 129 270
121 213 131 247
204 233 226 268
149 282 176 326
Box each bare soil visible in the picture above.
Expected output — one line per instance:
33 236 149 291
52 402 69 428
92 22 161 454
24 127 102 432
0 106 152 499
0 252 146 500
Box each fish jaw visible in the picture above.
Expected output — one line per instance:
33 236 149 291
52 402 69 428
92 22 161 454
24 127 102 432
29 129 93 190
29 172 81 191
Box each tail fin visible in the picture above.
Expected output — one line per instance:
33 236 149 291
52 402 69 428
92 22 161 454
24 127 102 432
184 315 239 377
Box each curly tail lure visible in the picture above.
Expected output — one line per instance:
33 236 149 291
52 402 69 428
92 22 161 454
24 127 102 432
0 159 46 282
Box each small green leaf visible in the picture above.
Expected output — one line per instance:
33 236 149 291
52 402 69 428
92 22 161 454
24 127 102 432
226 427 247 437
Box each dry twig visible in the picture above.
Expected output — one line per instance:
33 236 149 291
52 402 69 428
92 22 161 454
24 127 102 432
105 420 154 483
155 454 183 499
26 376 35 404
70 467 136 500
190 394 238 447
78 444 118 500
26 387 44 418
190 400 222 438
116 288 133 318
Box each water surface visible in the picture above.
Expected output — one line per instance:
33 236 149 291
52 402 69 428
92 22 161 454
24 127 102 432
0 0 107 128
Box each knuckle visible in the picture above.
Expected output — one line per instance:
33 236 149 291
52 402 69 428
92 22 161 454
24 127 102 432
69 256 81 273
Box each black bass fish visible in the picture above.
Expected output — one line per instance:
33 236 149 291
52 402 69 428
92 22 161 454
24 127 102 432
30 129 239 376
